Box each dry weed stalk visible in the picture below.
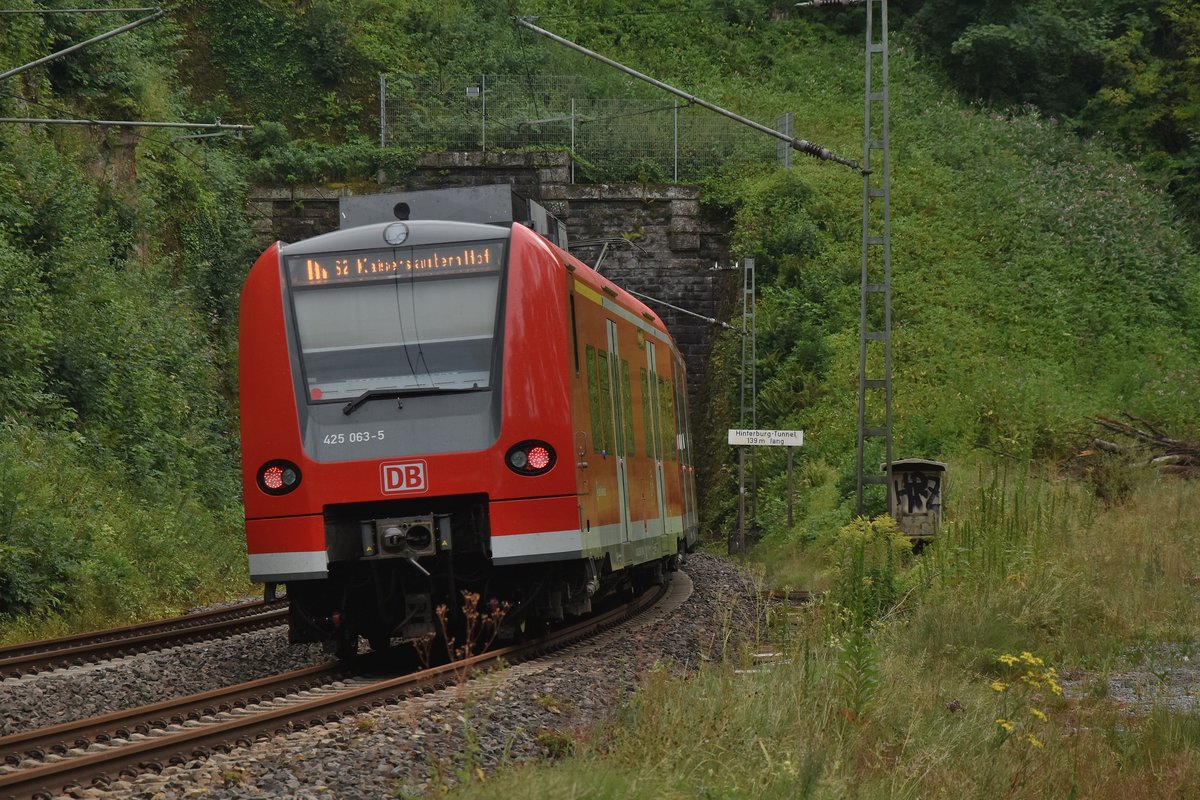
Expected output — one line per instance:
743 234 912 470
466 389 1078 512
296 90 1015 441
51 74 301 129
438 589 511 663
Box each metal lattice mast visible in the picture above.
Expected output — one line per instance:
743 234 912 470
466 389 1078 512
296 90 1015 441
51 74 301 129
740 258 757 529
855 0 893 515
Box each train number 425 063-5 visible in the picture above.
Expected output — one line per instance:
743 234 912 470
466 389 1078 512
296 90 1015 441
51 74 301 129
323 431 385 445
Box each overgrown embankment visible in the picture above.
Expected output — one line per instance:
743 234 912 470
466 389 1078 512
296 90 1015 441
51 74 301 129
0 11 252 636
451 471 1200 799
695 46 1200 540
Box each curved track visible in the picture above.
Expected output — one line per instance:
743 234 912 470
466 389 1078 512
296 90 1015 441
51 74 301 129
0 581 670 800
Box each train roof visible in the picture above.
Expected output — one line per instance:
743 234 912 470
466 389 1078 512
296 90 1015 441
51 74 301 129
279 220 510 257
516 225 672 342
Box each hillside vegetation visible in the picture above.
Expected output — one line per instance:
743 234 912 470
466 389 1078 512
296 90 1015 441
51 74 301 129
181 0 1200 534
0 7 255 633
0 0 1196 669
2 1 1200 796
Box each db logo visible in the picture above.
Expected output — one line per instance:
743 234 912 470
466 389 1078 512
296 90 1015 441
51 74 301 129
380 461 428 494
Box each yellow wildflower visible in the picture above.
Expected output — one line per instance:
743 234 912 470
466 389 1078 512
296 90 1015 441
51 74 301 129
1047 679 1064 696
991 681 1009 693
1029 708 1048 723
999 654 1019 666
996 719 1014 732
1020 651 1045 667
1026 734 1044 748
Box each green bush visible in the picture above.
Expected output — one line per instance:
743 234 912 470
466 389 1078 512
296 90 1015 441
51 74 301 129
0 437 82 617
0 56 249 631
830 515 913 625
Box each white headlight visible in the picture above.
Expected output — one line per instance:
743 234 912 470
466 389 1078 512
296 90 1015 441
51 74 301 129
383 222 409 246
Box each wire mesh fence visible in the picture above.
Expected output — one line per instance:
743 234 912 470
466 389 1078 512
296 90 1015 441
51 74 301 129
381 74 780 184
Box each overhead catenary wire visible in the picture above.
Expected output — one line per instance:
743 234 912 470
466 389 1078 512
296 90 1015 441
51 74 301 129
622 287 732 329
0 8 251 140
513 16 859 171
0 90 274 239
0 7 166 83
0 7 160 13
0 118 251 130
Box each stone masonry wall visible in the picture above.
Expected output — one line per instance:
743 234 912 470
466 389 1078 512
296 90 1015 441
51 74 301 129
247 152 738 403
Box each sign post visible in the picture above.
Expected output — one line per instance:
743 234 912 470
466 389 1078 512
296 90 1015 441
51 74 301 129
727 429 805 553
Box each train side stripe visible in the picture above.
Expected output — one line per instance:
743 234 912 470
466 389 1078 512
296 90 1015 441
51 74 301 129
248 551 327 581
492 529 584 564
575 282 603 305
573 280 683 363
493 515 687 567
602 296 674 349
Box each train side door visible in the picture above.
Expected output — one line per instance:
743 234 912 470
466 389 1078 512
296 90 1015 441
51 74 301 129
606 320 632 546
645 343 669 539
673 357 697 543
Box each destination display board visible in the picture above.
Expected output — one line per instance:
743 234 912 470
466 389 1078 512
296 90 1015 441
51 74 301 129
287 240 504 287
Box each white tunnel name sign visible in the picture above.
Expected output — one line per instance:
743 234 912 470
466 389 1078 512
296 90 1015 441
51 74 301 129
727 429 805 447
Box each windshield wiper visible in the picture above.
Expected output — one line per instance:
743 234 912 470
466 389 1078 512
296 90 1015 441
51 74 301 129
341 386 485 416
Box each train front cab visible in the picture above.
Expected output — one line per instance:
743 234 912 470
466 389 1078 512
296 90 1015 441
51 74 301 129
239 220 696 652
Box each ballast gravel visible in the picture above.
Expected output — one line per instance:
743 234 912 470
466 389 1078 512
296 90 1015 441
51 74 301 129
1061 644 1200 716
0 631 327 738
7 554 756 799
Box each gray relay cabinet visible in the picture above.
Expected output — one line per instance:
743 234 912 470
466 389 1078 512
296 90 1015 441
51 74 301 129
886 458 946 540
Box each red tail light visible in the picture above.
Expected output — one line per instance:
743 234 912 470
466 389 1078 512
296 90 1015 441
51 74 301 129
505 441 556 476
528 446 551 470
257 460 302 495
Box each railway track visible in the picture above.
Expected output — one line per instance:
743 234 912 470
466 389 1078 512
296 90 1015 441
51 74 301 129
0 600 288 680
758 589 823 604
0 581 668 800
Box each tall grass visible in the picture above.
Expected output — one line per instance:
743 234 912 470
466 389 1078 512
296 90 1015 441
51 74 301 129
909 460 1198 668
448 468 1200 799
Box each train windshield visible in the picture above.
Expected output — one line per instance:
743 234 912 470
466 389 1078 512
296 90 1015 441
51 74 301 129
285 239 506 403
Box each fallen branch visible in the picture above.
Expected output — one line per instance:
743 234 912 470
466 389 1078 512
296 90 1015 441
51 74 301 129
1087 414 1200 477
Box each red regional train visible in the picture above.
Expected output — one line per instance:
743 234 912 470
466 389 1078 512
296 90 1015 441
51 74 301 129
239 215 699 654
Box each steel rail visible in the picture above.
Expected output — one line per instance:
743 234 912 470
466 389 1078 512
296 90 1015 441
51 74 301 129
0 662 347 766
0 582 668 800
0 601 288 678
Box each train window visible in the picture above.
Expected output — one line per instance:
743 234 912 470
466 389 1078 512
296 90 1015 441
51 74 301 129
597 352 615 455
621 359 635 458
585 346 603 453
286 240 504 402
658 376 678 461
640 368 654 459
